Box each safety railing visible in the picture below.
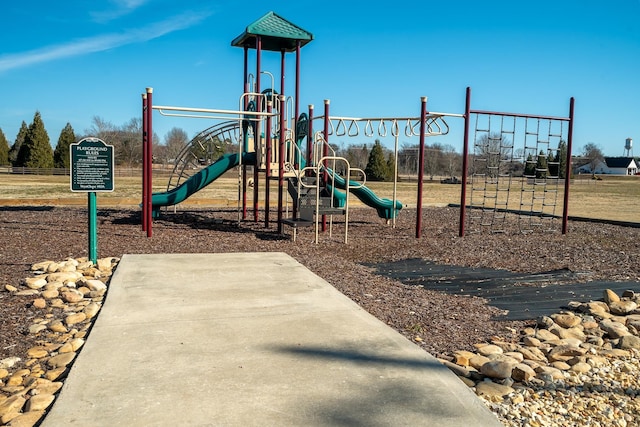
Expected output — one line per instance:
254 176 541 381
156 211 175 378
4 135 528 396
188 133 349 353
298 155 364 244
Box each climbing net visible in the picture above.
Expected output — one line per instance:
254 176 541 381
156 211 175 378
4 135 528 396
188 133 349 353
466 111 570 234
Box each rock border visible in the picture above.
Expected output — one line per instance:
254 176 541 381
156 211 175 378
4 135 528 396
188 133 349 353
0 257 118 427
438 288 640 426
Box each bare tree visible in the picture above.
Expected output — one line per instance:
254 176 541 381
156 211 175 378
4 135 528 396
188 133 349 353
119 118 144 167
441 144 460 178
343 143 368 172
398 143 419 178
162 127 189 165
85 116 150 167
473 133 513 179
424 143 442 180
582 142 605 173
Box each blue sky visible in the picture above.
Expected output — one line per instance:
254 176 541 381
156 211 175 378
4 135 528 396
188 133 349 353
0 0 638 157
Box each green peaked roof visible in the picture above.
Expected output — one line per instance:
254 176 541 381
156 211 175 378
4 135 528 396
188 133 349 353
231 11 313 52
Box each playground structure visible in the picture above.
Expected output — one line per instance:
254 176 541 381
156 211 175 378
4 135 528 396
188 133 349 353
139 12 575 241
460 91 575 236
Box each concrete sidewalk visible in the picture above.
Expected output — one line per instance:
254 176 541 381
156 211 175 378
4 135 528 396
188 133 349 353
43 252 502 426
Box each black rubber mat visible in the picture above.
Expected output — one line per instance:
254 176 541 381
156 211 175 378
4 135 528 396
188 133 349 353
365 258 639 320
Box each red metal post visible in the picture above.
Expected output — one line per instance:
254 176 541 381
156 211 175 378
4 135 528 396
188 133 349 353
295 41 301 154
280 49 295 219
562 97 575 235
145 87 153 238
141 93 147 232
307 104 314 170
280 50 286 96
243 46 249 107
254 36 261 223
322 100 330 232
280 48 286 162
459 87 472 237
416 97 426 238
277 95 286 234
242 47 249 220
264 100 272 228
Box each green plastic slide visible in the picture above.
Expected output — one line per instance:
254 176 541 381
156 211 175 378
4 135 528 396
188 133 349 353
298 152 403 219
151 152 255 213
325 169 403 220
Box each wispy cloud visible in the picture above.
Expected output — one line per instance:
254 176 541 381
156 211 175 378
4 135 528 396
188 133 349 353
91 0 151 23
0 11 210 73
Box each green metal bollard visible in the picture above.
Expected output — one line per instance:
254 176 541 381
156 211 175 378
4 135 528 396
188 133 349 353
88 192 98 264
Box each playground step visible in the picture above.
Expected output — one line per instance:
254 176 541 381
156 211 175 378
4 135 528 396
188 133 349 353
280 207 345 227
317 207 347 216
286 177 322 198
280 218 314 228
299 195 337 209
266 170 298 178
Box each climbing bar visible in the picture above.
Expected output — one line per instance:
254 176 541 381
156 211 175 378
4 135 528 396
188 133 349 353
469 109 571 122
391 120 400 137
364 120 374 137
313 112 461 139
378 120 387 137
333 119 361 137
154 104 276 122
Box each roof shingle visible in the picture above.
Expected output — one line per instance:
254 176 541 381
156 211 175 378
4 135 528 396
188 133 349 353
231 11 313 52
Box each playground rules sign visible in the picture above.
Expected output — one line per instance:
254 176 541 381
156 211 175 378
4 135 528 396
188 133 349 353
70 138 114 192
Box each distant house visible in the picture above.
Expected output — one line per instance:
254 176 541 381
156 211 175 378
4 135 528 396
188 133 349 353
576 157 638 175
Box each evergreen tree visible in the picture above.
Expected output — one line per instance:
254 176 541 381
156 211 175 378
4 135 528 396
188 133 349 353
535 150 548 179
523 154 536 176
9 121 28 166
556 139 568 179
386 152 396 182
364 139 389 181
547 150 558 178
53 123 76 168
17 111 54 168
0 128 9 166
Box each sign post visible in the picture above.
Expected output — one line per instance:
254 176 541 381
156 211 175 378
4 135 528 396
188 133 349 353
70 137 114 264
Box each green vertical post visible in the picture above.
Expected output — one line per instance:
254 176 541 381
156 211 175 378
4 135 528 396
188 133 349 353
88 192 98 264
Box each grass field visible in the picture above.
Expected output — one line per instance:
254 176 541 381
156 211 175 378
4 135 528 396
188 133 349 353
0 170 638 223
